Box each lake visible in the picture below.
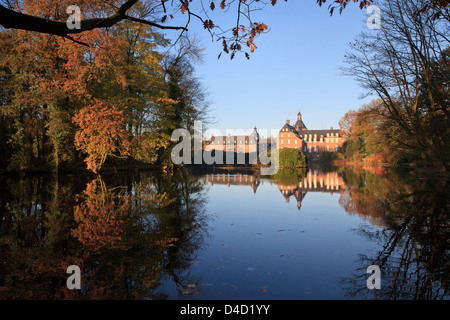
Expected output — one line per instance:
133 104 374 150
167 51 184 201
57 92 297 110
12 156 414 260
0 165 448 300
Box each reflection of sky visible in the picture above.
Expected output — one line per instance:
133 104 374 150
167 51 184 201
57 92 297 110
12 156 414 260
167 179 382 299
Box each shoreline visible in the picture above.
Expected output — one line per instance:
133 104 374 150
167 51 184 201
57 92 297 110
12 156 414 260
1 161 448 179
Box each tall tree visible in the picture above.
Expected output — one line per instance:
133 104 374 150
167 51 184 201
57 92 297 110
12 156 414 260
343 0 450 171
73 100 131 173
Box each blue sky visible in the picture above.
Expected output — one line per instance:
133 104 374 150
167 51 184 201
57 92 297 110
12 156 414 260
164 1 376 136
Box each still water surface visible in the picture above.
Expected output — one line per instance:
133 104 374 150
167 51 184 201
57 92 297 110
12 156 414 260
0 166 448 299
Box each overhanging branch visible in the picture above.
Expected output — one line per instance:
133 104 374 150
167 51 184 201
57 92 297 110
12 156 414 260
0 0 186 38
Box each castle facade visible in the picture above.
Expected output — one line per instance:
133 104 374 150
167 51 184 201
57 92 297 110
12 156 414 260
278 112 344 158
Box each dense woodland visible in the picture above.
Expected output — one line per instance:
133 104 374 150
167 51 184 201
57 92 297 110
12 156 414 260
0 1 213 174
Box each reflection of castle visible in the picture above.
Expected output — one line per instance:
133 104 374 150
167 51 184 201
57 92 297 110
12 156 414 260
203 173 261 193
203 170 346 211
277 170 346 211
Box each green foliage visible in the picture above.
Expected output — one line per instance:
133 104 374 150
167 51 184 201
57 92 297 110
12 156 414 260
339 139 363 160
270 168 306 185
277 148 306 167
320 151 338 164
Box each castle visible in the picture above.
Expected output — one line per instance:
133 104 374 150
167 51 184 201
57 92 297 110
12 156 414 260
277 112 343 158
203 127 272 153
203 112 344 158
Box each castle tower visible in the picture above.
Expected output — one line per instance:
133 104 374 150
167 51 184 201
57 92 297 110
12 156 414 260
294 112 307 131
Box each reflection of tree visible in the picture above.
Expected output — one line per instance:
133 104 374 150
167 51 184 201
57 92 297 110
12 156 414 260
0 168 209 299
266 168 306 186
0 175 85 299
148 169 210 298
339 168 449 299
72 178 130 250
74 168 210 299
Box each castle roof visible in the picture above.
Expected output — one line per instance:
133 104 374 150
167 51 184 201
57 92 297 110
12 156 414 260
294 119 307 130
280 112 340 138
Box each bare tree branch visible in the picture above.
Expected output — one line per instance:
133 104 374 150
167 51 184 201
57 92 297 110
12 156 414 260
0 0 186 37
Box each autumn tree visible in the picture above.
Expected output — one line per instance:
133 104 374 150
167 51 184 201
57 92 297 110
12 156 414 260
338 99 410 163
73 100 131 173
339 110 358 140
0 0 128 172
343 0 450 171
1 0 189 173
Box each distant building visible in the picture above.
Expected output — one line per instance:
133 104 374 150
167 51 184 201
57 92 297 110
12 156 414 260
204 127 272 153
278 112 344 158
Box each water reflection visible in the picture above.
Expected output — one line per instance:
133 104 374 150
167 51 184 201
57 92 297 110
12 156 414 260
338 167 449 299
0 170 210 299
203 173 261 193
0 166 448 299
202 166 448 299
204 168 346 212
